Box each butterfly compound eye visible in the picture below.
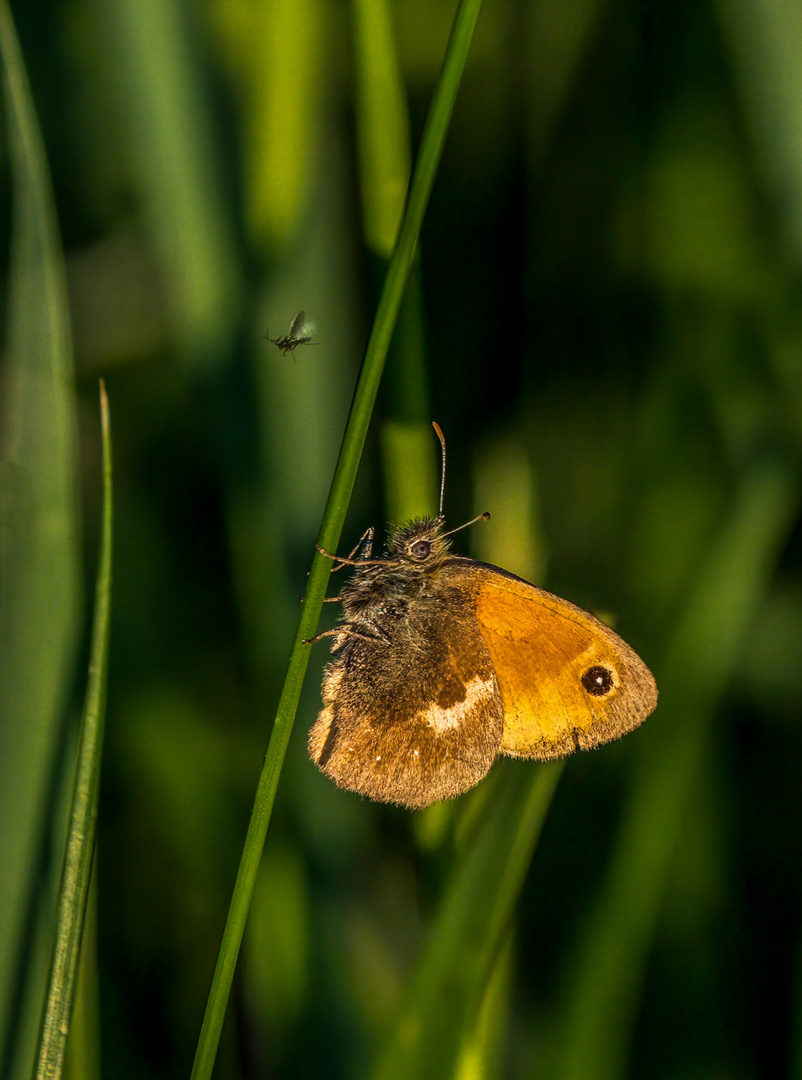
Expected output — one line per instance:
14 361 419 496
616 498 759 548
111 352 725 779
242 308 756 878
410 539 431 559
581 665 615 696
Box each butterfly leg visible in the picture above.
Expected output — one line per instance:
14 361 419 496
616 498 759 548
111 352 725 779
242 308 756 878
348 527 374 561
304 626 383 646
317 527 377 570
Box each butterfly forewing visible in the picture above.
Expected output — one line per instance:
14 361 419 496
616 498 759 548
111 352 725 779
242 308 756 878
449 562 657 759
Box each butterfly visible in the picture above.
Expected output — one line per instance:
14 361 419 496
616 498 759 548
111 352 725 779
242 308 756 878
308 425 658 809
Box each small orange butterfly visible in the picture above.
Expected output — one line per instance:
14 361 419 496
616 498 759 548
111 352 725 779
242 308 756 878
309 424 658 809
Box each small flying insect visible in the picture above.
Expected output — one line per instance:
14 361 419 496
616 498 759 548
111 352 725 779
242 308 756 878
266 311 318 360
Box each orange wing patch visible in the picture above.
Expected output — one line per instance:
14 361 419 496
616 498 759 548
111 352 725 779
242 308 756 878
468 565 658 760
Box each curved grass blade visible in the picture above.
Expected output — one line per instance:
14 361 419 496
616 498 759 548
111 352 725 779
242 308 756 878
0 2 80 1072
190 2 485 1078
63 876 100 1080
35 383 113 1080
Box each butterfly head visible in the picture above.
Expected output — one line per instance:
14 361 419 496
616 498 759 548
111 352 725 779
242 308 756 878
335 517 453 632
385 516 452 569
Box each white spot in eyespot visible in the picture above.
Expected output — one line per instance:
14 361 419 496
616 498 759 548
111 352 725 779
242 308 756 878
375 754 381 762
413 749 419 757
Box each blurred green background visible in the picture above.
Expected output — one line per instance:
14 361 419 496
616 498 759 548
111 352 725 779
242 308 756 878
2 0 802 1077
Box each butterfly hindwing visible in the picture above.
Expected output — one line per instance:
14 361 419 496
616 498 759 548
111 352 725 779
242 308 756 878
308 598 504 809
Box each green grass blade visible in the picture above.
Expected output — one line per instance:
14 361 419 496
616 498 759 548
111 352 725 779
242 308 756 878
715 0 802 263
453 931 513 1080
212 0 327 250
0 2 80 1071
189 2 484 1079
35 384 112 1080
89 0 241 366
352 0 411 258
551 456 799 1080
369 761 564 1080
350 0 435 521
63 876 100 1080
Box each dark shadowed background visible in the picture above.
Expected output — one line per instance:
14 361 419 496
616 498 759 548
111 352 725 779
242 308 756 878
2 0 802 1078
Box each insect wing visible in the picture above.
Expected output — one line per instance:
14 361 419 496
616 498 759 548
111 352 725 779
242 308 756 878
441 561 658 760
308 608 504 809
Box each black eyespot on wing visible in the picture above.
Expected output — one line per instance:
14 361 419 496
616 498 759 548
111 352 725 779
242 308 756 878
581 665 614 696
410 540 431 559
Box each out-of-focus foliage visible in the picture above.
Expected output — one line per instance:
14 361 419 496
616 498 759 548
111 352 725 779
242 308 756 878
2 0 802 1077
0 2 80 1075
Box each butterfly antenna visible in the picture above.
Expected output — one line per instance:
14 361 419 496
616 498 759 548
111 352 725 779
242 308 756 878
441 511 490 540
432 421 447 517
